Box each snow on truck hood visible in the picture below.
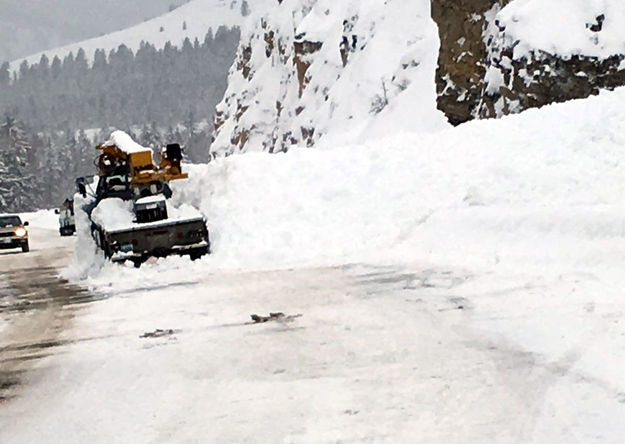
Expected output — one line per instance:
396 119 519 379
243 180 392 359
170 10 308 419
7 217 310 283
91 198 204 233
135 195 166 205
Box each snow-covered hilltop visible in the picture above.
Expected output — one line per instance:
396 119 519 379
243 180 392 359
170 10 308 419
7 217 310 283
0 0 190 63
493 0 625 60
9 0 246 70
211 0 448 155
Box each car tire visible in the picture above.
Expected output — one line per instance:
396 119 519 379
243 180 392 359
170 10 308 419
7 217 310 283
22 242 29 253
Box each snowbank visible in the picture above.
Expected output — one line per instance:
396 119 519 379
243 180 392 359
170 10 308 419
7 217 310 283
495 0 625 59
20 209 59 230
161 86 625 276
69 85 625 280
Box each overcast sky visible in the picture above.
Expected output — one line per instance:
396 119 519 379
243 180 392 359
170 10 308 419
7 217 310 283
0 0 190 63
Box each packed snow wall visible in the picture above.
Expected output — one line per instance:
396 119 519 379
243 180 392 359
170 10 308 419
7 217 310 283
175 86 625 274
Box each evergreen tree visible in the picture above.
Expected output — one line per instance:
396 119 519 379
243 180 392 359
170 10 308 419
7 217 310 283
0 117 35 211
139 122 163 149
0 62 10 88
0 27 242 208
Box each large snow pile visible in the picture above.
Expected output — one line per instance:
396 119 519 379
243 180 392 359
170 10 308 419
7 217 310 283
19 209 58 230
9 0 245 70
212 0 447 155
175 87 625 274
67 85 618 281
493 0 625 59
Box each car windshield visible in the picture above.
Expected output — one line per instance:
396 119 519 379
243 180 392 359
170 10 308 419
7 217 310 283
0 216 22 227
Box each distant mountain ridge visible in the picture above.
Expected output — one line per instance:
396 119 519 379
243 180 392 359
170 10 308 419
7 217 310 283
9 0 246 71
0 0 191 63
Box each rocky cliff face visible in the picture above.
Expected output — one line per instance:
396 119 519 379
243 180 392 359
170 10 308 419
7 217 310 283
212 0 625 154
476 5 625 120
210 0 445 156
432 0 625 124
431 0 511 126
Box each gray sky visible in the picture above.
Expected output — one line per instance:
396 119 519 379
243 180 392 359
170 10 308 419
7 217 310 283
0 0 190 63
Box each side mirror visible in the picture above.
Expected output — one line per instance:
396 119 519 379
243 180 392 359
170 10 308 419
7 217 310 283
23 221 29 226
55 209 60 214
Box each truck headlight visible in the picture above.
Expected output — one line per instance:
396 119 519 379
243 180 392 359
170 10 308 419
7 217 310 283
14 227 27 237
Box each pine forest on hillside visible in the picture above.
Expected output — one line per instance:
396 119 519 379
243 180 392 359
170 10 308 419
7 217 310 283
0 26 240 212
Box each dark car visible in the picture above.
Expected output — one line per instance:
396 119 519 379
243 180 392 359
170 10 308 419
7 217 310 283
0 215 29 253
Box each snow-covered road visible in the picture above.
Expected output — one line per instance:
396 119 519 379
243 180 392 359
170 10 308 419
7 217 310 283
0 227 85 402
2 235 624 442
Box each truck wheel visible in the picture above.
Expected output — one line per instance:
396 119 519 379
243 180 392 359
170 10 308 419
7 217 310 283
22 243 29 253
131 258 143 268
190 247 208 261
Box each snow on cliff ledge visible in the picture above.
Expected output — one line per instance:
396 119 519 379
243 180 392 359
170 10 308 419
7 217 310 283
494 0 625 60
211 0 448 155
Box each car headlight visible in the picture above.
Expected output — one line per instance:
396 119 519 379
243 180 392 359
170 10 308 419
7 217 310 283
14 227 27 237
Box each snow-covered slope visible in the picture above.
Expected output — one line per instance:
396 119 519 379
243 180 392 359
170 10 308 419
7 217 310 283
211 0 448 155
68 85 625 279
9 0 245 70
176 86 625 274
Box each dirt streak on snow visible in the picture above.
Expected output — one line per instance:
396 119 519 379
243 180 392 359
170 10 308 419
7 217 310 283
6 260 625 443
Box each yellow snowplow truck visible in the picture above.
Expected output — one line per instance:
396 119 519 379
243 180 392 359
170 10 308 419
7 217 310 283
76 131 209 267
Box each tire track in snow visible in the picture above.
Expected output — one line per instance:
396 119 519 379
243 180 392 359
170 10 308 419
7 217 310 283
0 229 99 403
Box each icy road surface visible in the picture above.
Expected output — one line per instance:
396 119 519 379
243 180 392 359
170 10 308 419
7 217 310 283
0 227 90 403
2 237 625 442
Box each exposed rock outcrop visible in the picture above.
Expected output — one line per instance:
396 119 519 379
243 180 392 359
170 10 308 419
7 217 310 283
477 11 625 119
211 0 444 156
213 0 625 155
432 0 625 125
431 0 512 126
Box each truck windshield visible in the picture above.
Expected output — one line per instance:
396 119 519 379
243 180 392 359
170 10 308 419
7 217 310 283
0 216 22 227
